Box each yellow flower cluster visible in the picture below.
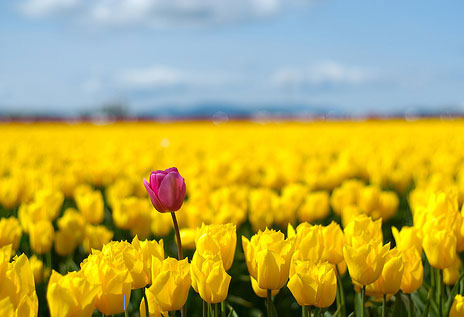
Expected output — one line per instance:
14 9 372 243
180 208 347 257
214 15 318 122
1 120 464 315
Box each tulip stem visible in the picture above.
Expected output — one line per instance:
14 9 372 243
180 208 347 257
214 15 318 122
221 301 226 317
203 301 207 317
361 285 366 317
382 294 386 317
170 212 184 260
335 266 346 316
170 211 185 317
438 269 443 317
302 305 310 317
408 294 414 317
266 289 272 317
142 287 149 317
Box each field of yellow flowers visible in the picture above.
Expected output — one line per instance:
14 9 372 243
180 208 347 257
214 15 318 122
1 119 464 317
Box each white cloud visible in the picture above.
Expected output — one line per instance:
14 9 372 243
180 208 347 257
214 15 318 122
18 0 314 27
118 66 184 89
272 61 373 88
19 0 78 17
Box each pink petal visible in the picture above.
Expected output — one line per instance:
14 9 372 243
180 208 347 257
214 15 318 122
158 172 185 211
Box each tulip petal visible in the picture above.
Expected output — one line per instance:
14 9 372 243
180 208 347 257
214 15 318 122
158 172 185 211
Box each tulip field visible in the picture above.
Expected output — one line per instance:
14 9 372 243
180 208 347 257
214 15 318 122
2 119 464 317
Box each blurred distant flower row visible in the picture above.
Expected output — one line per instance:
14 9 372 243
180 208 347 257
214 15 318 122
1 120 464 316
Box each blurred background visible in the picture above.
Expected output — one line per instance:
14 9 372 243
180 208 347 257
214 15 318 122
0 0 463 120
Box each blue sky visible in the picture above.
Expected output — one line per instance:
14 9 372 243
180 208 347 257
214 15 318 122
1 0 463 115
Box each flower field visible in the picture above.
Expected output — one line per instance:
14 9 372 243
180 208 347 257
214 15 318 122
1 119 464 316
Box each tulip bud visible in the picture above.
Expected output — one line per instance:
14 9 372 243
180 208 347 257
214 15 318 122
82 224 113 253
191 252 231 303
287 261 337 308
400 247 423 294
143 167 186 213
195 223 237 270
444 256 461 286
242 228 294 290
0 217 22 252
30 220 54 255
57 208 86 245
34 188 64 221
149 257 191 311
47 270 99 317
366 248 404 297
321 221 345 265
343 240 390 286
450 294 464 317
291 224 323 273
423 229 456 269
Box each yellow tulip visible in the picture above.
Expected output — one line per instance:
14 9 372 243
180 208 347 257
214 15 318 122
82 224 113 253
101 240 147 289
450 294 464 317
131 236 164 285
0 253 39 316
400 248 423 294
291 223 323 265
29 255 45 284
149 257 191 312
366 248 404 297
287 261 337 308
57 208 86 245
344 214 383 247
242 228 294 290
139 291 164 317
297 191 330 223
80 251 132 315
75 190 104 224
0 217 22 252
55 229 77 257
423 229 456 269
195 223 237 270
47 270 99 317
391 226 422 254
29 220 54 255
180 228 197 249
191 252 231 303
343 240 390 286
378 191 399 221
250 276 279 298
34 188 64 221
321 221 345 265
444 256 461 286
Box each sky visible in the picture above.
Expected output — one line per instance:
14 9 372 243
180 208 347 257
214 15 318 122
0 0 463 116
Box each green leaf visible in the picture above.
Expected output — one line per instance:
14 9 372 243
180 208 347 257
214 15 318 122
227 304 239 317
421 287 433 317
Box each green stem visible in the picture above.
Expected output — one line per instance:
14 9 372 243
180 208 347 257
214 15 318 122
267 289 272 317
361 285 366 317
221 301 226 317
408 293 413 317
336 266 346 316
203 301 207 317
438 269 443 317
46 251 52 270
170 211 185 317
302 306 311 317
142 287 149 317
382 294 386 317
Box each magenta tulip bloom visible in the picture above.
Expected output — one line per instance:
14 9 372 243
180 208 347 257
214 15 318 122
143 167 186 213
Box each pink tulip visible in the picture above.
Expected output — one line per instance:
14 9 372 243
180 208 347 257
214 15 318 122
143 167 186 213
